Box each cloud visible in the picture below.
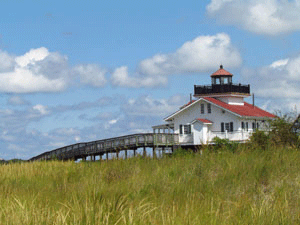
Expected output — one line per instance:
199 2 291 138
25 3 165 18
242 54 300 112
111 66 168 88
0 50 15 72
32 104 50 116
111 33 241 87
138 33 241 75
206 0 300 35
0 47 108 93
122 95 188 117
0 47 68 93
73 64 107 87
52 96 122 113
7 96 30 106
0 93 189 159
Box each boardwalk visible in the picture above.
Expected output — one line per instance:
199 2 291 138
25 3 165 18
30 133 179 161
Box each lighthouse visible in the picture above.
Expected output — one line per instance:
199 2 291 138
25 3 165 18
154 65 276 146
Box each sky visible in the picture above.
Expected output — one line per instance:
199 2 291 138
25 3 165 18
1 0 300 159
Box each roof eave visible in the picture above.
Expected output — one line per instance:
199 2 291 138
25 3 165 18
164 99 201 121
242 116 277 120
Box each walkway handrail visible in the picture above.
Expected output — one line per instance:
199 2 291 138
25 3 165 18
29 133 179 161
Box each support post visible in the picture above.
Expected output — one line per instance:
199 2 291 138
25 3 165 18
143 147 146 158
153 147 157 159
133 149 136 157
106 152 109 161
125 150 127 159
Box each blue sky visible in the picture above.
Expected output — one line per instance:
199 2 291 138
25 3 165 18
1 0 300 159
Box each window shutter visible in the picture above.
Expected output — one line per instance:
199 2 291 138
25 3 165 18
241 122 244 129
221 122 224 132
230 122 233 132
179 125 183 134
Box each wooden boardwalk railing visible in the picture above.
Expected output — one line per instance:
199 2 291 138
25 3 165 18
29 133 179 161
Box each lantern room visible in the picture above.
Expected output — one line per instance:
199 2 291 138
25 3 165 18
211 65 233 85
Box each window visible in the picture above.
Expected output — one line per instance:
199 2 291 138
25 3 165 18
184 125 191 134
242 121 249 131
207 103 211 113
222 122 233 132
225 123 230 132
257 123 259 129
201 104 204 114
180 124 191 134
224 77 228 84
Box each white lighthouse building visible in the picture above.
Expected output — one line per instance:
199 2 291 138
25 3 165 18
153 65 276 146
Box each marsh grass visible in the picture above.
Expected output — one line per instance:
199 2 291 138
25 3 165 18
0 147 300 224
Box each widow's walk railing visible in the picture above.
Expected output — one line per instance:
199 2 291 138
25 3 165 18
194 83 250 96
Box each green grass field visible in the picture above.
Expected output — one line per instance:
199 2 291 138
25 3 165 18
0 147 300 224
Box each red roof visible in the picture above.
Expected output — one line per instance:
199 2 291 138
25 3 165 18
196 118 213 124
180 100 196 109
211 65 233 77
204 97 276 118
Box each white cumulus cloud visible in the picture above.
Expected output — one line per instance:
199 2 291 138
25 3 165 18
0 47 108 93
73 64 107 87
207 0 300 35
111 66 168 88
138 33 241 76
242 54 300 111
112 33 241 87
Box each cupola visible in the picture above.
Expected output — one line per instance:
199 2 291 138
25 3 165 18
211 65 233 85
194 65 250 105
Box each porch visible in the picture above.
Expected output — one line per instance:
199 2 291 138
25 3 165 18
178 130 254 145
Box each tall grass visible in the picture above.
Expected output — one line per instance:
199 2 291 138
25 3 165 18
0 147 300 224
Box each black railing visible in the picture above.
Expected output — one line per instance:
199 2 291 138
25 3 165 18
194 83 250 95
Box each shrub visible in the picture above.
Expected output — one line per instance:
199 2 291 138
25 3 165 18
211 137 239 153
268 117 299 147
249 130 270 150
250 112 299 149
